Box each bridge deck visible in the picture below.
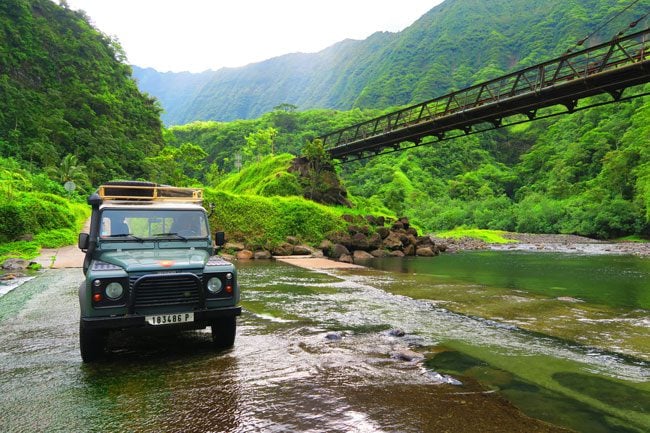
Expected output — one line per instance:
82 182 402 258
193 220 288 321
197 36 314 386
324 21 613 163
322 28 650 161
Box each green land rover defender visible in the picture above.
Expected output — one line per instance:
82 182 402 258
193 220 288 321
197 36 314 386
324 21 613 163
77 182 241 362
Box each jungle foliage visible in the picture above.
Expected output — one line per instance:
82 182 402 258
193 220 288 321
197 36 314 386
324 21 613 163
1 0 649 255
0 156 89 261
164 89 650 239
134 0 650 124
0 0 163 184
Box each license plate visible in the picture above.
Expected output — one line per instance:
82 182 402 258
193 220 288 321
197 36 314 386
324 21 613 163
145 312 194 326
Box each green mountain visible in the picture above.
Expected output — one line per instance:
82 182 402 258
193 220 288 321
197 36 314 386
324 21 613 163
0 0 163 184
133 0 649 125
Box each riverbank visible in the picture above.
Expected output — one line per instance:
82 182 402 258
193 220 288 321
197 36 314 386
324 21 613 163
433 232 650 257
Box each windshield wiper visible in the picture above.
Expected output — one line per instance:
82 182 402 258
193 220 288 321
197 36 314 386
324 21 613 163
153 232 187 241
107 233 144 241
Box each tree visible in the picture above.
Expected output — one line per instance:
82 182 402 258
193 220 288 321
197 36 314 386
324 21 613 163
242 127 277 164
143 143 207 186
46 154 89 190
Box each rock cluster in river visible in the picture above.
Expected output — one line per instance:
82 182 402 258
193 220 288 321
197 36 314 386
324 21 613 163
223 215 446 263
321 215 445 264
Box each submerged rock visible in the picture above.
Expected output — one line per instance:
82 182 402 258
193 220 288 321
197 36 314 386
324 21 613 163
391 349 423 362
325 331 343 341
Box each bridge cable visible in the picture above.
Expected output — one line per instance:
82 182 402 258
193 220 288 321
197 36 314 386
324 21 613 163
567 0 642 53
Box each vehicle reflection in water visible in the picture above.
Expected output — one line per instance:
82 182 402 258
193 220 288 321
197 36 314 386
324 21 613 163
78 334 241 432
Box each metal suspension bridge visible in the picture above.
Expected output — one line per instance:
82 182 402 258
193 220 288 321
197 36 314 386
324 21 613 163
320 27 650 162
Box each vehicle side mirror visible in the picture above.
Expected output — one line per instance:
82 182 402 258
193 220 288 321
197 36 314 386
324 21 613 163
78 233 90 251
214 231 225 247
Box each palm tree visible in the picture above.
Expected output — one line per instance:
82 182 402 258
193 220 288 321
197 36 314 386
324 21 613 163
47 154 89 188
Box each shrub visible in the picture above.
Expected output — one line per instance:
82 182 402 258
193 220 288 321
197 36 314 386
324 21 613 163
204 189 346 248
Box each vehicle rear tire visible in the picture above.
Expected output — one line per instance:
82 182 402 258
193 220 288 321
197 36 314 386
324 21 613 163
79 322 107 363
211 316 236 349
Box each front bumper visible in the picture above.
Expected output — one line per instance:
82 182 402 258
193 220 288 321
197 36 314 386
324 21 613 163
81 306 241 330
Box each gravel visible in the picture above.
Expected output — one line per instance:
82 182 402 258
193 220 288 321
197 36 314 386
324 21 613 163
432 233 650 257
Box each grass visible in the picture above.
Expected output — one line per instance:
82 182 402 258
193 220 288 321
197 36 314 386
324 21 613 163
434 227 517 244
0 241 40 263
613 235 649 243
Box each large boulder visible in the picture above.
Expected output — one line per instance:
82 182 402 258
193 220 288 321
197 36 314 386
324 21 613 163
350 233 371 251
236 250 254 260
327 231 353 249
353 250 374 263
406 227 418 237
398 217 410 230
272 242 294 256
368 233 383 250
338 254 353 263
292 245 313 255
329 244 350 259
382 232 403 250
319 239 333 255
254 250 272 259
416 247 436 257
377 227 391 239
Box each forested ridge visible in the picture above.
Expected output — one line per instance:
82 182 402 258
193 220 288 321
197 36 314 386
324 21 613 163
0 0 163 185
0 0 648 257
134 0 650 125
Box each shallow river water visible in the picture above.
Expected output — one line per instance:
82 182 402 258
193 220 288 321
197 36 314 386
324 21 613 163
0 251 648 432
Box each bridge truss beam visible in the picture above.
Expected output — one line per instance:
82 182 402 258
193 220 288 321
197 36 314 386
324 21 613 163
321 28 650 162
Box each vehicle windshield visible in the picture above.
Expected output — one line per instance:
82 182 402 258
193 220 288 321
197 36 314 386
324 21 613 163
100 209 209 239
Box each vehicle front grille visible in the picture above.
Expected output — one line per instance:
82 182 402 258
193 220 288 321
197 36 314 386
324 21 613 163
130 273 202 309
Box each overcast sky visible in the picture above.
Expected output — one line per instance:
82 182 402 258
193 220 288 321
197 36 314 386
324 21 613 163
62 0 442 73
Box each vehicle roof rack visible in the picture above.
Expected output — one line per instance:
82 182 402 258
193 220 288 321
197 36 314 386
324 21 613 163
97 183 203 203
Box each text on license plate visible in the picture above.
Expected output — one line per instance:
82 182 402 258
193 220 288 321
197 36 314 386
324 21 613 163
145 312 194 326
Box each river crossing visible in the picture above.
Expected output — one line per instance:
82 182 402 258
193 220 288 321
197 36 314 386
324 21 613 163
0 250 648 432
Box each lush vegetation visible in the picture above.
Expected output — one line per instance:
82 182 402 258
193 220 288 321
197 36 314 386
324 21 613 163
0 0 163 185
134 0 650 124
433 228 515 244
1 0 649 263
204 189 347 249
159 89 650 240
0 157 89 262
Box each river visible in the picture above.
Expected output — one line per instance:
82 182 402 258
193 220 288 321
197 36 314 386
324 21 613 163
0 251 648 432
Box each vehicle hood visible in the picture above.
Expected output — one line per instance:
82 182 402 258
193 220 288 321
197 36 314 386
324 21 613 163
99 249 209 272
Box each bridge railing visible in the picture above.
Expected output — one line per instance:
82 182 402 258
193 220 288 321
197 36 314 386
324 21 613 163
321 28 649 150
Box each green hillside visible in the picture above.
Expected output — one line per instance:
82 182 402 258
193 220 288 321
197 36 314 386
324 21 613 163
162 86 650 239
0 0 648 254
134 0 650 124
0 0 163 185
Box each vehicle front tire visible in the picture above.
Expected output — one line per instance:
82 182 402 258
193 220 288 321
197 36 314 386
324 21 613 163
211 316 236 349
79 322 107 363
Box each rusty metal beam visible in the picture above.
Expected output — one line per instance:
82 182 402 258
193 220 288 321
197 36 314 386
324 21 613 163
321 28 650 161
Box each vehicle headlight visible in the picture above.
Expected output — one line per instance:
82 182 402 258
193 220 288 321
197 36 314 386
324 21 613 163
207 277 223 294
105 282 124 300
